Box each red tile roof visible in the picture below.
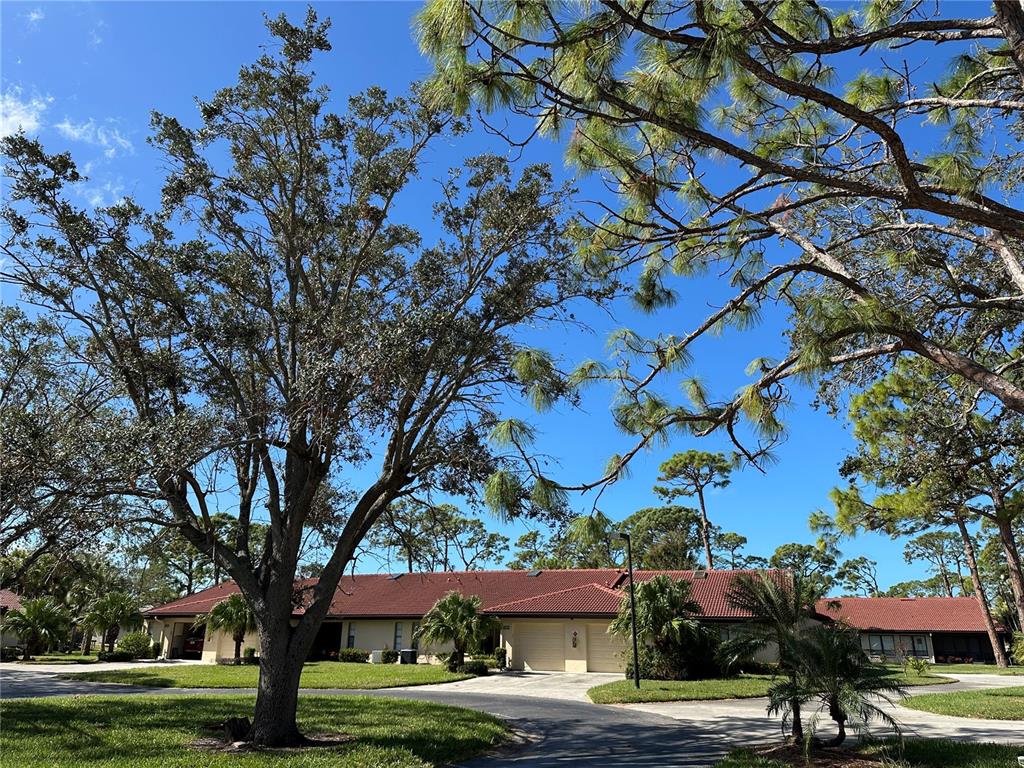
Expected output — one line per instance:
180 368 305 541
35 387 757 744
145 568 782 620
0 589 21 611
486 583 625 616
815 596 999 633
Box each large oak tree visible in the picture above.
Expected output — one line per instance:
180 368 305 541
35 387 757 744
1 11 599 745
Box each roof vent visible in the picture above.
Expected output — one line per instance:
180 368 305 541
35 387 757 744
387 573 403 581
527 569 542 577
691 570 707 580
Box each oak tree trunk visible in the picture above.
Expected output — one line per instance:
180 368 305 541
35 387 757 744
246 618 309 747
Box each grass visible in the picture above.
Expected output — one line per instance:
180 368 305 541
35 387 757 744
61 661 471 689
929 662 1024 675
587 666 946 705
588 674 775 703
0 694 507 767
717 739 1024 767
882 666 949 687
902 685 1024 720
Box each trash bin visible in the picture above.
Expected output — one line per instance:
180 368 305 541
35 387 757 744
399 649 418 665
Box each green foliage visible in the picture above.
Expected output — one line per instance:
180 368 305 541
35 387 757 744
456 660 488 676
196 593 256 661
338 648 369 663
380 649 399 664
116 632 155 660
82 592 142 654
1012 633 1024 666
414 592 500 672
2 597 71 659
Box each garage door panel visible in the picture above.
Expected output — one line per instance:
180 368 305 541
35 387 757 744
587 623 625 672
517 622 564 671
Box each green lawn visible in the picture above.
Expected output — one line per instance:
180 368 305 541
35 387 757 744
588 674 775 704
0 694 507 767
883 666 950 687
60 661 470 689
718 740 1024 767
930 662 1024 675
588 666 945 705
902 685 1024 720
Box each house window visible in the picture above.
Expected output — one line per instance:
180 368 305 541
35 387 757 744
393 622 403 650
411 622 420 651
868 634 884 652
346 622 356 649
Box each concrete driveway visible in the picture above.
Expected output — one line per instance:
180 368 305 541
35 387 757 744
400 670 622 702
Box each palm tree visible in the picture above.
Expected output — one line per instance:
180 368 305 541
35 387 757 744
196 593 256 663
2 597 71 660
414 591 500 671
791 624 906 747
609 574 703 652
82 592 142 653
721 572 818 742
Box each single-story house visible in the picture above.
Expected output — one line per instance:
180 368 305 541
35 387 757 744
0 589 23 648
145 568 781 671
814 596 1010 664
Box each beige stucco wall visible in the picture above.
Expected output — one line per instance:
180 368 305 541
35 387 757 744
501 618 621 673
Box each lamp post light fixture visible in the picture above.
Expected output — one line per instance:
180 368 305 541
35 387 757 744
610 530 641 689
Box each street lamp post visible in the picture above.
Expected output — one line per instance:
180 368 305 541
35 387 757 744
611 531 641 689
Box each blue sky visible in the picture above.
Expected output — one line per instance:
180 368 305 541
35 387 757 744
1 1 939 587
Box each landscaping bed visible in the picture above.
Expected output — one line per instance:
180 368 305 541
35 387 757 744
902 685 1024 720
60 661 470 689
0 694 508 767
12 653 99 665
717 740 1024 767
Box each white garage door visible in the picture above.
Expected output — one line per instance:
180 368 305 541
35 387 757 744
517 622 565 671
587 623 626 672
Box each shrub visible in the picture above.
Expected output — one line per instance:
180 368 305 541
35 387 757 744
493 647 507 669
908 656 930 676
1 646 21 662
117 632 155 660
380 649 399 664
243 647 257 663
457 660 488 676
338 648 369 663
97 650 134 662
1010 632 1024 666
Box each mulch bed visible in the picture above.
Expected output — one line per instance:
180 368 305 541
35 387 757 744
753 744 885 767
191 732 355 754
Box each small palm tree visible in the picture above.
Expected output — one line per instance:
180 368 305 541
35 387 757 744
3 597 71 660
82 592 142 653
609 574 703 653
791 624 906 747
721 572 818 743
414 591 500 671
195 593 256 663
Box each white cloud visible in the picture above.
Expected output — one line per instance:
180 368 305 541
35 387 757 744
79 179 125 208
55 118 133 158
24 8 45 25
0 87 50 137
